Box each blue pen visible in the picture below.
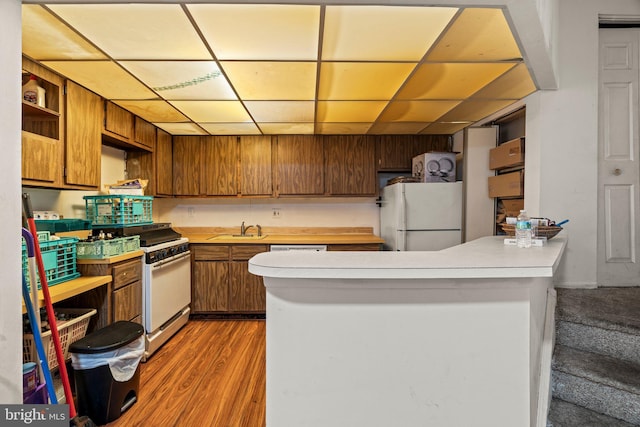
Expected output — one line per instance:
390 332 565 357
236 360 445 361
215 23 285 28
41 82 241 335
556 219 569 227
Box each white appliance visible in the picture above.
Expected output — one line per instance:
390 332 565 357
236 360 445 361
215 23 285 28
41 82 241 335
379 182 463 251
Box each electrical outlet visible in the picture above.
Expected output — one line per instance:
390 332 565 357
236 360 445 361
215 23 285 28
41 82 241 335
272 208 281 219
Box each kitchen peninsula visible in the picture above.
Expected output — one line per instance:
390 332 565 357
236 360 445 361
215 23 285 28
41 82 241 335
249 235 567 427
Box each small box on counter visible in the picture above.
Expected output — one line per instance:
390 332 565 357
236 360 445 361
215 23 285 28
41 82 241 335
412 152 457 183
488 171 523 198
490 137 524 170
501 198 524 217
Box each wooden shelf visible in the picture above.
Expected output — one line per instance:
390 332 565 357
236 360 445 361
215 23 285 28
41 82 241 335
22 275 112 314
22 100 60 118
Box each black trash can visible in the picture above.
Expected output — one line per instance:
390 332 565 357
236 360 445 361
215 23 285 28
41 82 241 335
69 321 144 426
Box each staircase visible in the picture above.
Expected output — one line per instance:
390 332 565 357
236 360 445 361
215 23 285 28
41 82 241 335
547 287 640 426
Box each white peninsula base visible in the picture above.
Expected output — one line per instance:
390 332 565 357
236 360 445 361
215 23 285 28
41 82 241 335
249 236 567 427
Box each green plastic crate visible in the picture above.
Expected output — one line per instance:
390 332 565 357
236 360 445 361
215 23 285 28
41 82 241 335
35 219 92 233
83 195 153 226
77 236 140 259
22 236 80 289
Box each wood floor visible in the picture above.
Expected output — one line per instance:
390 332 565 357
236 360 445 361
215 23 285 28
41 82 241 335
106 319 265 427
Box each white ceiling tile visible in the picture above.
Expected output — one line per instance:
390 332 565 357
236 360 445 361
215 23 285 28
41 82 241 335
316 123 373 134
317 101 388 122
221 62 317 100
188 4 320 60
47 4 211 60
199 122 261 135
170 100 252 122
259 123 315 134
319 62 416 100
244 101 315 122
323 6 458 61
153 122 207 135
112 100 188 123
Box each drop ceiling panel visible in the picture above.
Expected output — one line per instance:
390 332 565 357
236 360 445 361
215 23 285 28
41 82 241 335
199 122 261 135
322 6 458 61
188 4 320 61
398 63 516 100
220 61 317 100
154 122 207 135
47 4 211 60
319 62 417 100
259 123 315 134
379 100 462 122
41 61 157 100
169 100 252 123
438 99 517 122
244 101 315 122
316 123 373 134
120 61 236 101
421 122 471 135
369 122 431 134
317 101 388 122
427 8 522 62
113 100 188 123
471 63 537 99
22 5 106 61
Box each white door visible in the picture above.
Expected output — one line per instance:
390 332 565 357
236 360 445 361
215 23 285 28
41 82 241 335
597 29 640 286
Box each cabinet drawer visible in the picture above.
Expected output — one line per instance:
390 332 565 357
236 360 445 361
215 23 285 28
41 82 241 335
231 245 268 260
112 259 142 290
113 280 142 322
193 245 229 261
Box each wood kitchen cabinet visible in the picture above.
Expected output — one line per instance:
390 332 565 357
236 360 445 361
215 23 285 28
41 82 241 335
191 244 267 314
64 80 101 189
275 135 324 196
126 127 172 196
173 135 202 196
376 135 449 171
103 101 133 141
324 135 376 196
240 135 273 196
202 136 238 196
21 57 64 187
134 116 156 151
75 254 144 330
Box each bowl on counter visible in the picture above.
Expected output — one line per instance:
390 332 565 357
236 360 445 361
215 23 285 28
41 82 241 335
500 223 563 240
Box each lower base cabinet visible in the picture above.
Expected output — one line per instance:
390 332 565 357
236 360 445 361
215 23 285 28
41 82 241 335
191 244 267 314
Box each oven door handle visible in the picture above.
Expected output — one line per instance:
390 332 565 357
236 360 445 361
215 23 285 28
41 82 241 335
151 251 191 269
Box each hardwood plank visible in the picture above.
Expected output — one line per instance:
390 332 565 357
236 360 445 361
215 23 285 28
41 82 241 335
107 320 265 427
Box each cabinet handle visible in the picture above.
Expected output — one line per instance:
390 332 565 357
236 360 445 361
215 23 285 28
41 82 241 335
613 168 622 176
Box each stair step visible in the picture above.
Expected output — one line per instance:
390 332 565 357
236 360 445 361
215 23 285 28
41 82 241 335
547 398 638 427
556 288 640 337
552 345 640 424
556 320 640 364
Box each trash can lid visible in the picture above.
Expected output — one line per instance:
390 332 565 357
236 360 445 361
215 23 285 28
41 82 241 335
69 321 144 354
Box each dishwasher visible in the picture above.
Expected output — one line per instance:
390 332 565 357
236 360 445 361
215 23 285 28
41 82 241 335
270 245 327 252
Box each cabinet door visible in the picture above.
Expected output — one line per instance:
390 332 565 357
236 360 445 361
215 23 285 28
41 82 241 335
240 135 272 196
113 280 142 322
65 80 101 188
173 136 202 196
134 116 156 150
192 261 229 312
325 135 376 196
230 262 265 312
155 129 173 196
276 135 324 195
376 135 450 171
22 132 60 183
104 101 133 140
202 136 237 196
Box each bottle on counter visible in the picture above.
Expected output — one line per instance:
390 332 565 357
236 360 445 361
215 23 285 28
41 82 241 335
22 74 46 108
516 209 532 248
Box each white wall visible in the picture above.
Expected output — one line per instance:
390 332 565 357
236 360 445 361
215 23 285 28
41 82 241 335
0 0 24 405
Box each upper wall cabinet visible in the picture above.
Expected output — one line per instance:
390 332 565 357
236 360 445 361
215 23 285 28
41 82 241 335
240 136 273 196
102 101 153 152
173 135 202 196
202 136 238 196
103 101 133 141
134 117 156 151
21 58 64 187
325 135 376 196
275 135 324 196
64 80 102 189
376 135 450 171
126 128 172 197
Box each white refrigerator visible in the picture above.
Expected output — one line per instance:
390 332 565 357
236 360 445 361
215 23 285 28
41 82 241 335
380 182 463 251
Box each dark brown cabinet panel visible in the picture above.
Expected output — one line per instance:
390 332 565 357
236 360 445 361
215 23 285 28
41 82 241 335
192 259 229 313
65 80 101 188
230 262 265 312
276 135 324 196
324 135 376 196
173 135 202 196
376 135 450 171
113 280 142 322
155 129 173 196
202 136 238 196
240 135 273 196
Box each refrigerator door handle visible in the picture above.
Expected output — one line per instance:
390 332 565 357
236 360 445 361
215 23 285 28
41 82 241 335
400 184 407 232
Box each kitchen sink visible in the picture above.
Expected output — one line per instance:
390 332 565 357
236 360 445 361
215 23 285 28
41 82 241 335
207 234 268 240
